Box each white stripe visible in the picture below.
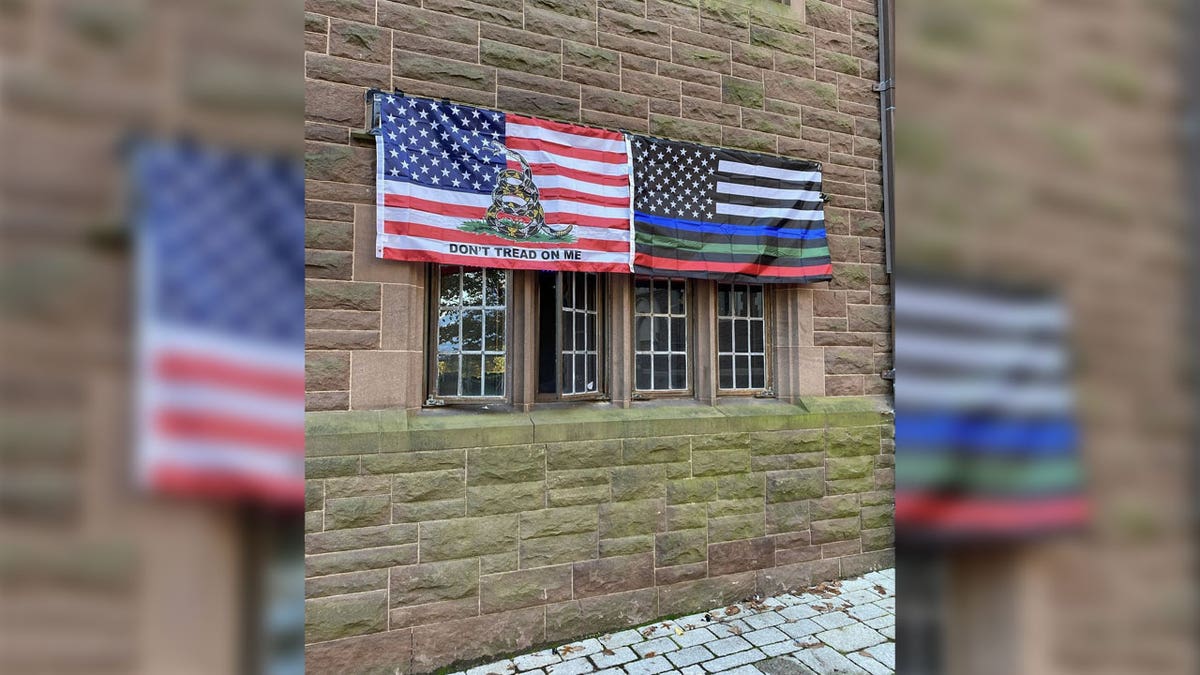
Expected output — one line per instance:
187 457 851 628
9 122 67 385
143 325 303 371
715 181 822 203
379 236 631 264
713 202 824 221
382 206 630 242
516 149 630 176
717 160 821 183
155 441 303 478
147 380 305 427
897 375 1073 414
507 121 627 155
528 173 629 199
896 284 1067 333
625 133 636 273
895 333 1067 374
383 179 493 206
540 198 629 220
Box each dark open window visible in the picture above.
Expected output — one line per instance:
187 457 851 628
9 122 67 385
537 271 604 399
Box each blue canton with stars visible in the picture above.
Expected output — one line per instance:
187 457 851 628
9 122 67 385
377 94 507 194
133 140 304 345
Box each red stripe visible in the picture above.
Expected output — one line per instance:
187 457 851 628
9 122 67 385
151 464 303 507
634 253 834 278
383 193 487 219
895 493 1089 530
155 353 304 399
380 246 630 273
507 113 626 142
506 136 627 165
155 410 303 454
527 163 629 187
382 206 629 232
537 187 629 208
383 221 630 252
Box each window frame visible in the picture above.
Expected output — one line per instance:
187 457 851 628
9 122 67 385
715 282 773 396
537 271 608 402
425 264 512 405
631 276 694 398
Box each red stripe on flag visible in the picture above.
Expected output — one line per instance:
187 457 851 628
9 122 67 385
151 465 303 507
383 221 631 252
507 113 627 142
506 137 627 165
634 254 834 278
155 353 304 399
380 246 631 273
155 410 304 454
526 163 629 187
383 193 488 219
895 493 1089 530
537 187 629 208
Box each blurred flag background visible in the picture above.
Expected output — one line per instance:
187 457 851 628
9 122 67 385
1 1 304 673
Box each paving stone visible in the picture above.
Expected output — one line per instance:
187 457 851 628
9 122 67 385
779 604 819 621
759 641 799 657
701 648 766 672
846 602 889 622
626 655 675 675
600 629 646 649
634 636 681 657
680 666 706 675
466 663 514 675
708 635 754 656
592 669 625 675
558 638 605 660
723 666 765 675
874 597 895 612
672 626 717 648
743 627 789 647
792 646 869 675
863 642 894 669
709 620 751 638
840 589 884 605
591 646 638 669
754 655 819 675
778 619 823 639
812 611 857 629
864 615 894 630
515 650 562 671
847 652 891 675
814 623 886 652
879 624 895 640
547 658 595 675
743 611 787 630
667 646 715 668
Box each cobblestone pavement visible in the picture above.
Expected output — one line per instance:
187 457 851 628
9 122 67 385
454 568 895 675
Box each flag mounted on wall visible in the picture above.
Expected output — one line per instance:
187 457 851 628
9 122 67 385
374 93 632 273
629 135 832 283
372 93 832 283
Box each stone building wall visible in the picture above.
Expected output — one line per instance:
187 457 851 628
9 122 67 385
303 0 892 411
304 399 894 671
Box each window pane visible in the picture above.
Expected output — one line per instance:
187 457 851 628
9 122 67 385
635 316 651 352
462 310 482 351
735 355 749 389
439 267 461 306
585 313 596 351
653 355 669 389
718 355 733 389
586 355 598 392
484 269 505 306
461 356 482 396
485 310 505 352
750 321 765 352
635 354 652 390
670 317 686 351
438 309 461 352
561 310 573 350
717 286 731 317
669 281 685 314
437 354 459 396
462 268 484 306
749 287 764 317
670 354 687 389
718 320 732 353
732 285 747 317
652 280 669 314
737 319 750 354
561 354 573 393
484 355 505 396
653 317 669 351
575 354 586 393
750 356 765 389
634 280 651 313
574 310 586 348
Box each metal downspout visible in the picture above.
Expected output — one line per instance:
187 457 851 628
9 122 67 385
875 0 896 388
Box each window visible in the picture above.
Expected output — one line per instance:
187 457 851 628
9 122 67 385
717 283 768 391
433 265 506 398
633 278 689 392
537 271 603 398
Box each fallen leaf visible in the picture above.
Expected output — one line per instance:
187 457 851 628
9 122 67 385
724 605 741 616
602 649 615 656
729 625 743 635
874 584 888 596
674 626 685 636
645 652 657 658
557 645 579 655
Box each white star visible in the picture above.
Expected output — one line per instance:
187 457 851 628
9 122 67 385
390 167 399 176
471 109 481 118
387 131 397 140
473 181 482 189
386 95 395 103
452 178 461 187
430 175 440 184
389 148 399 158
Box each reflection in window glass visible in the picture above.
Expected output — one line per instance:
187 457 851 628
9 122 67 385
717 283 767 390
634 278 688 391
435 266 505 397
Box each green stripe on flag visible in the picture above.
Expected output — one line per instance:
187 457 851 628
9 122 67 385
634 232 830 258
896 454 1083 494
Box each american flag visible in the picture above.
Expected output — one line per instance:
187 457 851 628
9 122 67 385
375 93 631 272
630 135 833 283
133 140 305 506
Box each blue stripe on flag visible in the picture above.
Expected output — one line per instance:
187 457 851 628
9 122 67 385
634 211 828 240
